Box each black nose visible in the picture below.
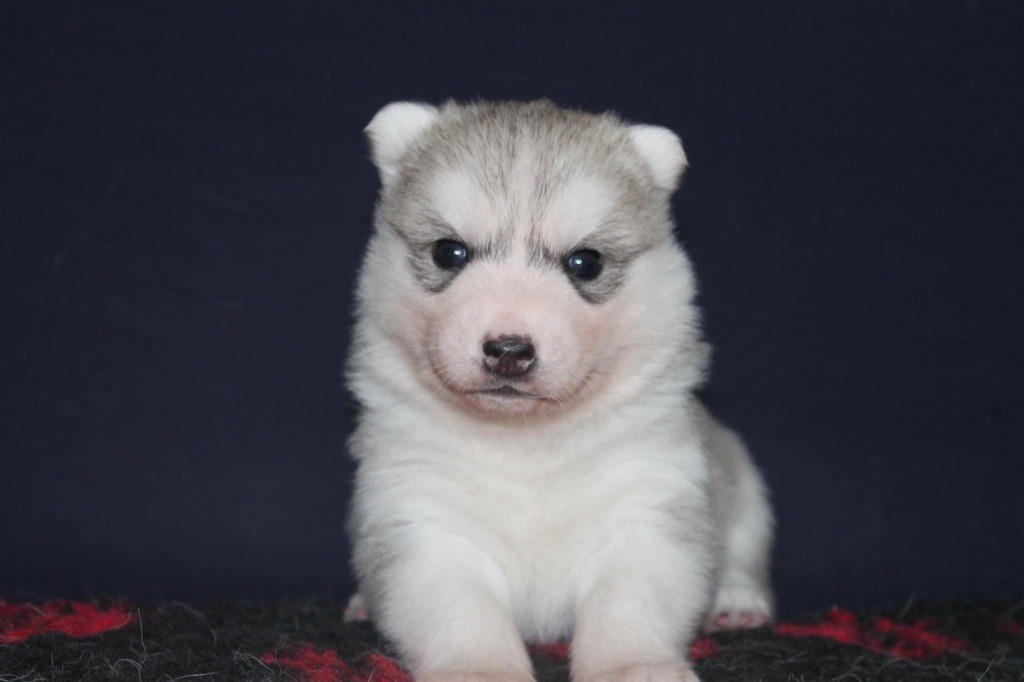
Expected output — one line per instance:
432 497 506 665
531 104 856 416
483 335 536 377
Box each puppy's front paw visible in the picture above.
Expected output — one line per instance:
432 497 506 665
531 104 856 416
585 662 699 682
421 674 535 682
704 582 772 632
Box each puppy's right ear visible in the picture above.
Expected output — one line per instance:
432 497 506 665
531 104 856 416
364 102 439 189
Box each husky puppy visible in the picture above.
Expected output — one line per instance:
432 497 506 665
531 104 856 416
345 100 773 682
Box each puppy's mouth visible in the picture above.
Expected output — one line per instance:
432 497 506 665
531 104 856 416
470 385 546 400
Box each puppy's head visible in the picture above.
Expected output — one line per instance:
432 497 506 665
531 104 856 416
355 101 701 420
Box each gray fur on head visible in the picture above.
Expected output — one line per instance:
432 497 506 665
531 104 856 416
364 100 688 302
365 99 687 194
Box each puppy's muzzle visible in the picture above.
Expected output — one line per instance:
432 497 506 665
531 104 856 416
482 335 536 378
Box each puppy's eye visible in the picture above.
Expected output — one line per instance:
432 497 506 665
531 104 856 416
431 239 470 270
565 249 603 281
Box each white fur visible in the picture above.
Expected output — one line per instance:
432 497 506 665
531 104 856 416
346 101 773 682
364 101 440 188
628 125 688 191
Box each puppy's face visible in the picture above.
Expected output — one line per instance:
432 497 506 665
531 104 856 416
359 101 694 420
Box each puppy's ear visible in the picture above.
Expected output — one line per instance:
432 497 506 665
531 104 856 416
364 102 440 188
628 124 688 192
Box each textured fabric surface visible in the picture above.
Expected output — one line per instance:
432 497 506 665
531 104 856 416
1 599 1021 681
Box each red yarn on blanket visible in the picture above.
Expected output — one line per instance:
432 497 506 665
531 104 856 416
1001 620 1024 636
260 644 350 682
775 607 966 659
0 601 133 644
363 652 414 682
260 645 414 682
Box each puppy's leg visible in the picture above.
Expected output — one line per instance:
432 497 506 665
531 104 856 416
702 416 774 631
571 525 710 682
343 592 371 623
366 528 533 682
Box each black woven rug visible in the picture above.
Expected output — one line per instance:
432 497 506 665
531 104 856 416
1 598 1021 681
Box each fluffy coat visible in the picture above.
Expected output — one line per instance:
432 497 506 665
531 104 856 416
345 100 773 682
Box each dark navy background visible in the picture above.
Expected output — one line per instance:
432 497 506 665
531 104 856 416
3 3 1022 615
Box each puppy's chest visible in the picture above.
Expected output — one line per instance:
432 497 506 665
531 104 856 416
450 456 641 640
452 457 614 566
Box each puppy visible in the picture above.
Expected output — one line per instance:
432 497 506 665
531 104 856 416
345 100 773 682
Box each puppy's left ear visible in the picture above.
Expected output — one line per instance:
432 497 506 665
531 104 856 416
364 101 440 188
628 124 688 192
